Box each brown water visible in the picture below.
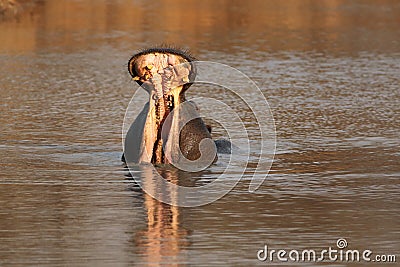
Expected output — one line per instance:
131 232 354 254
0 0 399 266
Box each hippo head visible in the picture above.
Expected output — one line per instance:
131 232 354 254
125 48 216 166
128 47 196 97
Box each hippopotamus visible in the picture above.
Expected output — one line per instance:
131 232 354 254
123 47 231 166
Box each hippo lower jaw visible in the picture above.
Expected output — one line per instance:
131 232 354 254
140 85 184 164
125 48 217 165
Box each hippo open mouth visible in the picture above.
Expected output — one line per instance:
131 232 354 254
124 48 217 166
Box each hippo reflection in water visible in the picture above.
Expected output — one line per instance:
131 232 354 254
122 47 231 166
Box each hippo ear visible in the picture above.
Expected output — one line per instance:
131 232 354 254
128 55 144 85
181 59 197 91
186 58 196 81
128 56 136 77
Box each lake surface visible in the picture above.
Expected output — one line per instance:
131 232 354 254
0 0 399 266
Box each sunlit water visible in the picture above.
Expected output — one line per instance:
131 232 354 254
0 0 399 266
